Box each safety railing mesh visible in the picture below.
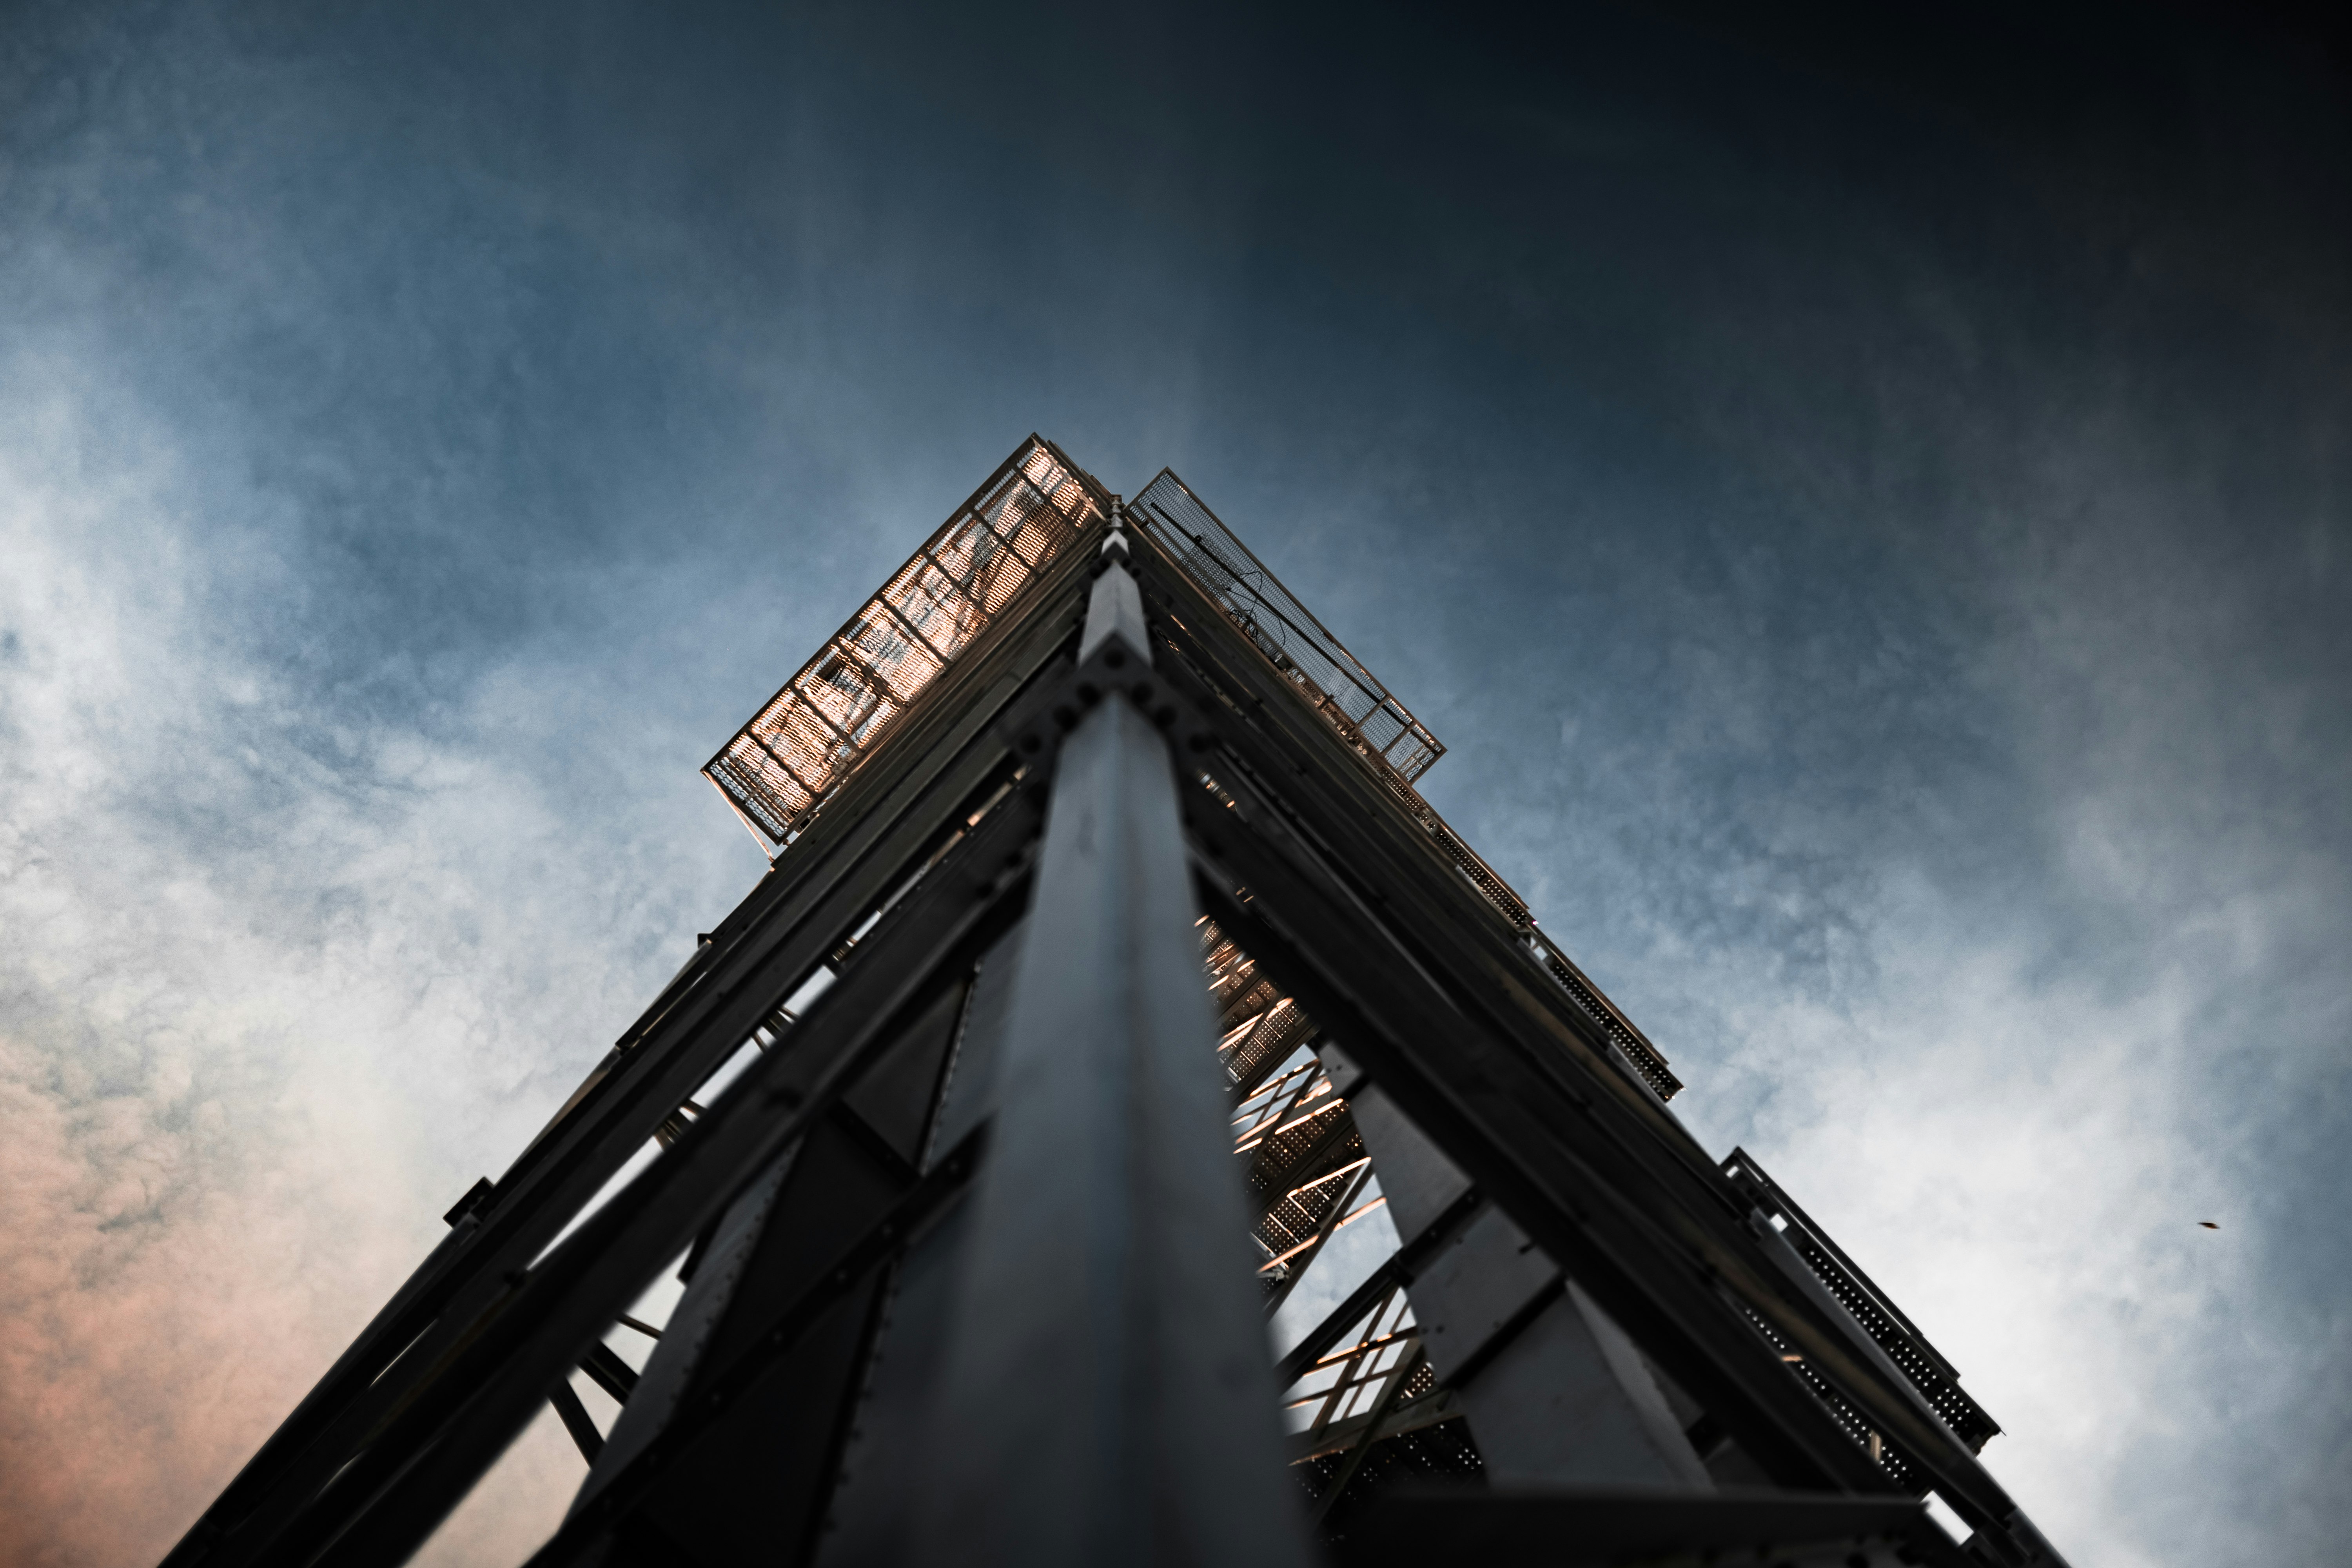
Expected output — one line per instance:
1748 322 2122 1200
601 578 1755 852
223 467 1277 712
705 437 1105 847
1142 467 1679 1102
1129 472 1445 783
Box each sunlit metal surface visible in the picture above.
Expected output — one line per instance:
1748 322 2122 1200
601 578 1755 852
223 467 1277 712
705 436 1107 847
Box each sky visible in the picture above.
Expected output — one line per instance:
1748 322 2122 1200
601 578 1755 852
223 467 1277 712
0 2 2346 1564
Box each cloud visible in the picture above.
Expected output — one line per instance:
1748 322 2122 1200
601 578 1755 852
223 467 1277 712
1452 284 2352 1566
0 339 753 1564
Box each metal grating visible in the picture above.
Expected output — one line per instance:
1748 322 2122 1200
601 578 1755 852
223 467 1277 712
1282 1282 1428 1454
1129 471 1445 783
1736 1303 1927 1493
1203 917 1325 1095
704 436 1107 847
1250 1131 1369 1285
1199 917 1383 1306
1360 764 1533 930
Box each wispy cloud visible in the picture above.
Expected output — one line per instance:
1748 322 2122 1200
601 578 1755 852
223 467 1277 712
0 353 756 1564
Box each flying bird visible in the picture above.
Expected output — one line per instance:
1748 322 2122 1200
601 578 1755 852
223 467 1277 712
2198 1221 2220 1230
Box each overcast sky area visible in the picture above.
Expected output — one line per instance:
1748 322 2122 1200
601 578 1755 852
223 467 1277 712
1 2 2345 1564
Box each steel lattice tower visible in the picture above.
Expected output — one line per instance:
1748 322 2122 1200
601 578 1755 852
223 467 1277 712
166 437 2069 1568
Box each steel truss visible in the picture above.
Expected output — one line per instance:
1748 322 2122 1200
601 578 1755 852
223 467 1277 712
165 440 2066 1568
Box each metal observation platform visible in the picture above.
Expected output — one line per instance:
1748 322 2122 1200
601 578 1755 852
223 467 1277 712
166 437 2067 1568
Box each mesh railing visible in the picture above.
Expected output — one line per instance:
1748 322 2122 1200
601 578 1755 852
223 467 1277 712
705 437 1107 847
1129 472 1444 783
1142 468 1680 1103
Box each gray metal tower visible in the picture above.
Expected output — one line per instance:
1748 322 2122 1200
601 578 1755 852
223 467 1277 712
165 437 2067 1568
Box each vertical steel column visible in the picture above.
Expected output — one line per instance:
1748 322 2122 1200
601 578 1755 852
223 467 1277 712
911 552 1309 1568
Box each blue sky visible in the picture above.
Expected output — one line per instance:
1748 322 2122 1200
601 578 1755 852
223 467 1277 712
1 4 2345 1564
